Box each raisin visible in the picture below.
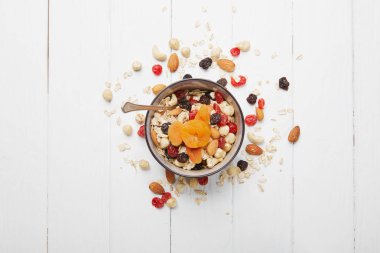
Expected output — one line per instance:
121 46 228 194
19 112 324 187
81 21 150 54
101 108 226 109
192 163 204 170
177 153 189 163
179 99 191 111
216 78 228 87
161 122 170 134
199 95 211 105
279 77 290 90
246 94 257 105
237 160 248 171
199 57 212 70
183 74 192 79
210 113 221 125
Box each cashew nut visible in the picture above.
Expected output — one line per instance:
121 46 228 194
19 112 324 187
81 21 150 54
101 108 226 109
152 45 167 61
181 47 191 58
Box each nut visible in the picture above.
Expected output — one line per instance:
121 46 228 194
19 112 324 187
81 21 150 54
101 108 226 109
256 107 264 121
152 84 166 95
206 139 218 156
135 113 145 124
139 160 150 170
225 133 236 144
245 144 263 155
159 137 170 149
288 126 300 143
223 143 232 152
168 107 182 116
219 125 230 136
152 45 167 61
181 47 190 58
169 38 180 50
166 197 177 208
151 130 159 146
167 53 179 72
227 166 241 176
214 148 226 159
247 132 264 144
210 127 220 139
217 59 235 72
188 178 198 189
149 182 165 195
210 47 222 60
132 60 142 71
102 89 113 102
236 41 251 52
166 169 176 184
122 124 133 136
175 182 186 193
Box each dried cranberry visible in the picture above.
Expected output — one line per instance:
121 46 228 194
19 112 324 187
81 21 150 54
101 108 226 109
183 74 192 79
167 145 179 158
174 90 186 100
245 115 257 126
199 57 212 70
161 192 172 203
279 77 290 90
161 122 170 134
199 95 211 105
227 122 237 133
177 153 189 163
258 98 265 109
230 47 241 57
198 177 208 185
213 103 221 113
137 125 145 137
214 92 224 104
216 78 228 87
217 114 229 127
152 197 164 208
210 113 221 125
189 97 198 105
237 160 248 171
218 137 226 148
189 110 198 120
231 75 247 87
152 64 162 75
246 94 257 105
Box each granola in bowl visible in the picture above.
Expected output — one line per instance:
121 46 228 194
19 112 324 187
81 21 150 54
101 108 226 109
150 89 238 171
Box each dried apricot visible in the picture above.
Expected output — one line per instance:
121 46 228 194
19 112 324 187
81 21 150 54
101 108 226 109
194 104 210 124
168 121 183 146
180 120 211 148
186 147 202 164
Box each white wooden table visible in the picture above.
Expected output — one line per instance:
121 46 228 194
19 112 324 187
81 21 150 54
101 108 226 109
1 0 379 252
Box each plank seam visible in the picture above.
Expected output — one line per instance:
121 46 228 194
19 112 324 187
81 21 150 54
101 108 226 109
46 0 50 252
291 1 295 253
351 0 356 251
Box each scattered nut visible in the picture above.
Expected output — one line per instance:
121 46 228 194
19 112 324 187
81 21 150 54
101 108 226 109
236 41 250 52
122 124 133 136
166 197 177 208
166 169 176 184
152 84 167 95
169 38 180 50
223 143 232 152
167 53 179 72
245 144 263 155
247 132 264 144
132 61 142 71
152 45 167 61
149 182 165 195
181 47 191 58
188 178 198 189
102 89 113 102
288 126 300 143
139 160 150 170
210 47 222 60
217 59 235 72
135 114 145 125
175 182 186 193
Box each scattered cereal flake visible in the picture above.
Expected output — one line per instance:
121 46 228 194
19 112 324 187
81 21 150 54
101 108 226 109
194 189 207 196
296 54 303 61
287 108 294 113
278 109 287 115
113 82 121 92
116 116 122 126
105 81 112 88
104 108 116 117
231 5 237 13
118 143 131 152
273 128 280 134
195 196 207 205
205 22 211 32
271 52 278 59
266 80 270 84
271 118 277 121
124 159 139 168
161 5 167 12
194 20 201 28
279 157 284 165
258 177 267 184
258 184 264 192
208 43 213 49
254 49 261 56
253 126 262 132
226 212 230 215
252 88 261 96
201 6 207 13
143 86 151 94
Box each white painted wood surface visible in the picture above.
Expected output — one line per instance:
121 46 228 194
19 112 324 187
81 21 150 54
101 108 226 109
1 0 380 253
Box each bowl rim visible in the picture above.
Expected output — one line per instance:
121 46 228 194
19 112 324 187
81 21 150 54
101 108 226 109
144 78 245 178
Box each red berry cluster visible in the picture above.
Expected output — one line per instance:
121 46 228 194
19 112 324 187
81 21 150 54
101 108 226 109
152 192 172 209
245 98 265 126
137 125 145 137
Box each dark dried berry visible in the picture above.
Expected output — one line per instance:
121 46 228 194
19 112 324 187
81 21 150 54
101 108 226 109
177 153 189 163
179 99 192 111
161 122 170 134
246 94 257 105
210 113 221 125
205 92 212 99
199 95 211 105
237 160 248 171
199 57 212 70
279 77 290 90
192 163 204 170
183 74 192 79
201 159 208 166
216 78 228 87
167 145 179 159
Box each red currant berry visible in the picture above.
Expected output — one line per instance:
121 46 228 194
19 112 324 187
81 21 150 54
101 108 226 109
161 192 172 203
137 125 145 137
214 92 224 104
230 47 240 57
218 137 226 149
189 110 198 120
198 177 208 185
227 122 237 133
258 98 265 109
152 197 164 208
217 114 229 127
167 144 179 158
245 115 257 126
213 103 221 114
152 64 162 75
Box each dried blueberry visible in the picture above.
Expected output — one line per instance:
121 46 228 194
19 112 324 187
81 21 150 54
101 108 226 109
179 99 192 111
199 95 211 105
210 113 221 125
183 74 192 79
192 163 204 170
237 160 248 171
216 78 228 87
177 153 189 163
246 93 257 105
161 122 170 134
199 57 212 70
279 77 290 90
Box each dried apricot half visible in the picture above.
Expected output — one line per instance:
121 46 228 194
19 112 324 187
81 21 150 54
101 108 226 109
180 119 211 148
194 104 211 124
186 147 203 164
168 121 183 146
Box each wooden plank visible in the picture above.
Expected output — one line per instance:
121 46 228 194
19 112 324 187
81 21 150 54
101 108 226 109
108 0 171 252
231 0 294 252
48 0 110 252
353 1 380 252
170 1 234 252
293 0 354 252
0 0 48 252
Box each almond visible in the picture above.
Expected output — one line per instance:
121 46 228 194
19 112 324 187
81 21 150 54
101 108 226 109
288 126 300 143
245 144 263 155
165 169 176 184
206 139 219 156
168 107 182 116
167 53 179 72
152 84 166 95
256 107 264 121
151 129 159 147
210 127 220 139
217 59 235 72
149 182 165 195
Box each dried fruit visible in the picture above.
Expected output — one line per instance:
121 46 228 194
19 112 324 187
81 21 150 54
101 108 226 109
236 41 251 52
166 197 177 208
177 153 189 163
199 57 213 70
245 115 257 126
256 107 264 121
169 38 180 50
151 130 159 146
168 121 183 146
181 47 191 58
213 103 221 113
102 89 113 102
152 64 163 76
214 92 224 104
178 99 192 111
194 105 211 124
183 74 192 79
167 53 179 72
246 94 257 105
152 197 164 208
237 160 248 171
279 77 290 90
231 75 247 87
245 144 263 155
161 122 171 134
186 147 203 164
189 110 198 120
216 78 228 87
139 160 150 170
161 192 172 202
227 122 237 133
288 126 300 143
218 137 226 149
149 182 165 195
217 59 235 72
132 60 142 71
192 163 204 170
167 144 179 158
198 177 208 185
152 45 167 61
199 95 211 105
217 114 228 127
181 120 211 148
165 170 176 184
207 139 219 156
230 47 241 57
137 125 145 137
258 98 265 109
210 113 221 125
122 124 133 136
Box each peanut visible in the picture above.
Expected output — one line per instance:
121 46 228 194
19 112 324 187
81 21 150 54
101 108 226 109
152 84 166 95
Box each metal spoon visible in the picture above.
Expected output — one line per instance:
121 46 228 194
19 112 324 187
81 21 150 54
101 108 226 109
121 102 177 113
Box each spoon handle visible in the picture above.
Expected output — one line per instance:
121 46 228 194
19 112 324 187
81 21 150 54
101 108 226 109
121 102 176 113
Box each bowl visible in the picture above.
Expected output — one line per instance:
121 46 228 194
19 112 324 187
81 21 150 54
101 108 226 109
145 78 245 178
